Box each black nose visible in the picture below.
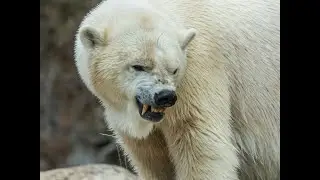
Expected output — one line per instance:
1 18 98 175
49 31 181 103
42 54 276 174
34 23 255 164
154 90 177 107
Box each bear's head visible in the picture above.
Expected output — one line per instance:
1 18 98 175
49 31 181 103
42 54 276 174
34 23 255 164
76 12 196 123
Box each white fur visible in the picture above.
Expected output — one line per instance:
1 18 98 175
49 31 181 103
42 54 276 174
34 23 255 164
104 101 155 138
74 0 280 179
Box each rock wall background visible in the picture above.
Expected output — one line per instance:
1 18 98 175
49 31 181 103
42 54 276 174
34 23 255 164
40 0 132 172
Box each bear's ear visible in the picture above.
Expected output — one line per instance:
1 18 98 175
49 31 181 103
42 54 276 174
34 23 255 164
79 26 107 49
179 28 197 50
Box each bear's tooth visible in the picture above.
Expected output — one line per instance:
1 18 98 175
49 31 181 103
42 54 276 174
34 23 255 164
142 104 148 115
158 108 166 113
151 107 158 112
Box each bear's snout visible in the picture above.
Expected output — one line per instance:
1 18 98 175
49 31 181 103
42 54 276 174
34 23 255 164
154 90 177 107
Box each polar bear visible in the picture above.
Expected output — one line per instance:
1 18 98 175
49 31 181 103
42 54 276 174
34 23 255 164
74 0 280 179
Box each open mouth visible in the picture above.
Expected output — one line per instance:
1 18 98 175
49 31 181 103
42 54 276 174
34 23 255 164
136 98 167 122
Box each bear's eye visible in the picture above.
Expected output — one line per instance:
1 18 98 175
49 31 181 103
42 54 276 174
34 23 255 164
132 65 145 72
173 68 178 75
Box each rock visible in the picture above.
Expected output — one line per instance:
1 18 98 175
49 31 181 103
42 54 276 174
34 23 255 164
40 164 138 180
40 0 132 172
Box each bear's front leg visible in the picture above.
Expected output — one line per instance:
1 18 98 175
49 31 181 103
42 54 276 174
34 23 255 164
119 129 175 180
163 118 240 180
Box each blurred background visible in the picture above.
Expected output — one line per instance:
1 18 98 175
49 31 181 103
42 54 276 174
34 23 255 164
40 0 132 172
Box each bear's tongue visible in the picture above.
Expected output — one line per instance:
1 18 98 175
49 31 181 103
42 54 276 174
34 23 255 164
141 104 166 115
